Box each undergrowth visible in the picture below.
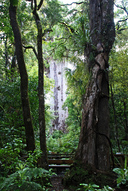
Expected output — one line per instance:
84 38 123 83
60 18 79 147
0 167 54 191
63 162 117 190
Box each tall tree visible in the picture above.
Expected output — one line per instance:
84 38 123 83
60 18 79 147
9 0 35 151
75 0 115 171
31 0 48 169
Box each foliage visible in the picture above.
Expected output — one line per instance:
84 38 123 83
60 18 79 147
47 128 80 153
114 0 128 35
0 167 53 191
23 149 42 168
109 48 128 153
0 73 54 144
0 75 54 176
41 0 65 28
77 183 114 191
63 163 117 190
109 1 128 152
113 156 128 188
46 2 90 154
0 143 43 176
46 2 89 61
113 167 128 188
0 0 128 189
0 144 22 176
0 78 25 148
78 183 99 191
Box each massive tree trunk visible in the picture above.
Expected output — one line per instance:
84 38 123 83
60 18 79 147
32 0 48 169
75 0 115 171
9 2 35 151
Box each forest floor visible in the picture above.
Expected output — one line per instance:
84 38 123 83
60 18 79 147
48 170 128 191
48 175 128 191
49 175 66 191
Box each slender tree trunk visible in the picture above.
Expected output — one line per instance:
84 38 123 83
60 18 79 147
32 1 48 169
5 35 8 78
75 0 115 171
9 2 35 151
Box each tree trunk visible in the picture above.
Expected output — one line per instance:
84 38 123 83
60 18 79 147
9 2 35 151
32 1 48 169
5 35 8 78
75 0 115 171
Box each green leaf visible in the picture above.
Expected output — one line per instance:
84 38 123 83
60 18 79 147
117 176 123 184
91 184 99 188
121 179 126 184
113 168 124 176
80 183 88 187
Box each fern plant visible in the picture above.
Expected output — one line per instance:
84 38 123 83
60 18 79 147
0 167 53 191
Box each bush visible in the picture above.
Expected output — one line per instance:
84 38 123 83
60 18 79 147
0 144 22 176
0 167 53 191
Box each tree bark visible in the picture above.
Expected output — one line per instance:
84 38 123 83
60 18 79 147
9 2 35 151
75 0 115 171
32 0 48 169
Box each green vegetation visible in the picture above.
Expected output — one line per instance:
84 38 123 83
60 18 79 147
63 162 117 190
77 184 114 191
0 167 53 191
0 0 128 190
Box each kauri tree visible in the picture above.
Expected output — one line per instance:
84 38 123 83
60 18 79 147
75 0 115 171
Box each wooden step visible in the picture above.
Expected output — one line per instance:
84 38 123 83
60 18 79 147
48 159 73 165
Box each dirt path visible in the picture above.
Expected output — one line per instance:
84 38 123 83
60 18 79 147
49 175 69 191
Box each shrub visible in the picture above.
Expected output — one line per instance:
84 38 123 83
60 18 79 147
0 167 53 191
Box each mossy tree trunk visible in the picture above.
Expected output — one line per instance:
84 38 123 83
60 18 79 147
9 1 35 151
75 0 115 171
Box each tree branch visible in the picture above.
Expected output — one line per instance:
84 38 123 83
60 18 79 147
60 22 75 33
61 1 85 6
33 0 37 12
23 45 38 59
115 3 128 15
37 0 44 10
42 29 53 37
